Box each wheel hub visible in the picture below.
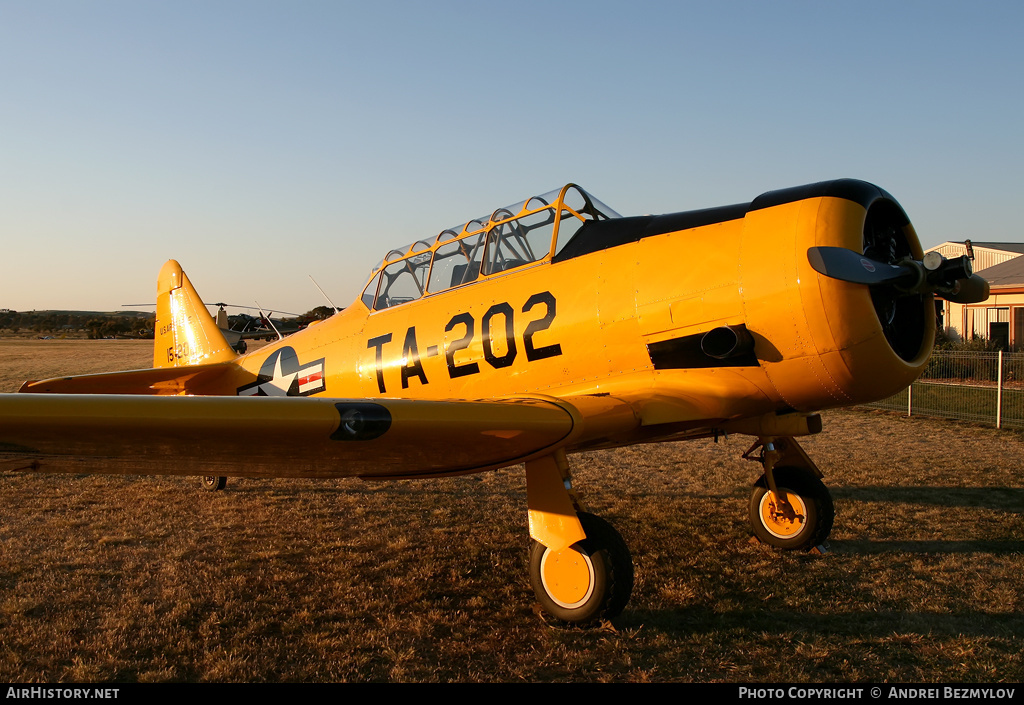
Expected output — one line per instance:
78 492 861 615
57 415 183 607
759 489 807 539
540 546 595 609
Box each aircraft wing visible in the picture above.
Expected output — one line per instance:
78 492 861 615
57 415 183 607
0 394 583 479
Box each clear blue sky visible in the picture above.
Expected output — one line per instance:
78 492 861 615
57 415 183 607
1 1 1021 313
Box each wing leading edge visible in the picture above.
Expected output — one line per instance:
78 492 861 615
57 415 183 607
0 394 582 479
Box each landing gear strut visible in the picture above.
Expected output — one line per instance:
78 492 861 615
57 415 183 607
525 452 634 624
744 437 834 550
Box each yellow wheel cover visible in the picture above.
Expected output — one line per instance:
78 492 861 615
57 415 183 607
540 546 595 609
759 489 807 539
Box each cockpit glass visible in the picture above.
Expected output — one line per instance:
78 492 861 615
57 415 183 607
428 233 485 292
554 211 586 256
374 257 429 311
561 185 621 220
361 185 619 309
482 208 556 276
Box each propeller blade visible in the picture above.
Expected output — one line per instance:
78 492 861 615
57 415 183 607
807 246 915 286
809 247 990 304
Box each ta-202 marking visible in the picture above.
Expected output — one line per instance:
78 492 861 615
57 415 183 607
367 291 562 393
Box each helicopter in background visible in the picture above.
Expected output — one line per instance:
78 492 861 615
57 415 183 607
210 304 306 354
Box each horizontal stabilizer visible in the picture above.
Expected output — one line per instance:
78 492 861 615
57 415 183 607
19 363 236 395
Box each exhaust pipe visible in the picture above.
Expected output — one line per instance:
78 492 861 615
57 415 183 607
701 325 755 360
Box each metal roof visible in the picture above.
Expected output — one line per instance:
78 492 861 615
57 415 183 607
976 256 1024 287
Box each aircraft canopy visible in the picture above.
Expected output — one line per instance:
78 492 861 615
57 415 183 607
361 185 620 312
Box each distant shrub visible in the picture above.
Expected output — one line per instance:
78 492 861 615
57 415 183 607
934 335 1002 352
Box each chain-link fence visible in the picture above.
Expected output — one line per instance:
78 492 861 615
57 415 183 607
863 350 1024 428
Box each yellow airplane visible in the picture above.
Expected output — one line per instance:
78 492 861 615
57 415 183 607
0 178 988 624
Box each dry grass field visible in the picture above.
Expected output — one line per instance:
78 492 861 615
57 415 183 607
0 339 1021 682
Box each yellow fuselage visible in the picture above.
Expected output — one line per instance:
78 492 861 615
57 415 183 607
9 179 937 478
205 186 932 446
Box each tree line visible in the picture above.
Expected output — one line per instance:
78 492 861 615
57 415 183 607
0 311 155 339
0 307 335 340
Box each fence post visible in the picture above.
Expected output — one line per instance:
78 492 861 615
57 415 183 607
997 350 1004 429
907 384 913 417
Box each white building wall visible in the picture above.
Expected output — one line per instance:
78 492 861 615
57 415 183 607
926 243 1022 273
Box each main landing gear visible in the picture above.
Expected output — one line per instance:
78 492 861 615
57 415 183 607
529 512 633 624
524 436 832 624
200 476 227 492
525 452 633 625
743 437 834 551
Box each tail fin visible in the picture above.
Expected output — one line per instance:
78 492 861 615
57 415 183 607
154 260 237 368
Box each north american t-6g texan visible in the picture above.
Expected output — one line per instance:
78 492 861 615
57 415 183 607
0 178 988 624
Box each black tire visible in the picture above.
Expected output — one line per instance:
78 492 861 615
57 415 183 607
200 476 227 492
529 512 633 624
749 466 834 550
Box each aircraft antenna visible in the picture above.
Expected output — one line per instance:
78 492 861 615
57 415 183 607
254 300 283 340
309 275 340 313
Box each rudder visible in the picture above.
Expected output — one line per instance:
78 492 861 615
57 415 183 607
154 260 236 368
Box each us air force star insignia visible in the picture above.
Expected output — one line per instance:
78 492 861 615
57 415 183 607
237 346 326 397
